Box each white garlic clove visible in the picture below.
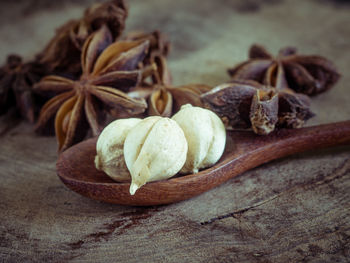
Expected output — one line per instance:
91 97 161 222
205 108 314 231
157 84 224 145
124 116 188 195
94 118 141 182
172 104 226 174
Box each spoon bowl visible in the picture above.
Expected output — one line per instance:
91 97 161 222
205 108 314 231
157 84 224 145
57 121 350 206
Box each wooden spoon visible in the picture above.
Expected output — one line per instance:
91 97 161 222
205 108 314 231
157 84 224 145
57 120 350 206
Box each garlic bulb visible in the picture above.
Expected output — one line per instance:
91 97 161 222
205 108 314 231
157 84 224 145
172 104 226 174
124 116 188 195
94 118 141 182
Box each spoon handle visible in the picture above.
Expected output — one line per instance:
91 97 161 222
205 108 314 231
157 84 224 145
233 120 350 169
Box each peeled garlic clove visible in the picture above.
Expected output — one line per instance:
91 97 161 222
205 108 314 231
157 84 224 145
94 118 141 182
124 116 188 195
172 104 226 174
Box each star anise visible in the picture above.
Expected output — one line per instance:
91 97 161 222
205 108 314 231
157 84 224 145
0 54 47 122
125 31 170 63
147 83 212 117
228 44 340 96
201 79 314 135
37 0 128 77
124 30 171 87
34 25 149 152
129 53 211 117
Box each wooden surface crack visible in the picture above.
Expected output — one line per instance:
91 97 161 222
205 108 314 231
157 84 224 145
200 194 280 225
66 208 159 250
201 158 350 226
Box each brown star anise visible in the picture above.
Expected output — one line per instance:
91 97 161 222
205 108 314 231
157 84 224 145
129 53 211 117
125 31 170 63
124 30 172 89
201 79 314 135
37 0 128 76
34 25 149 152
0 54 47 122
228 44 340 96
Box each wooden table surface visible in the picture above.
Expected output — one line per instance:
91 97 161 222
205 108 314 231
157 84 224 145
1 0 349 262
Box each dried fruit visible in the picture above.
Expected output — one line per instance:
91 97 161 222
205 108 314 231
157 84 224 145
0 54 47 122
130 55 212 117
37 0 128 76
201 80 314 135
250 88 279 135
172 104 226 173
34 25 149 152
124 30 170 72
228 44 340 96
147 83 212 117
124 116 188 195
95 118 141 182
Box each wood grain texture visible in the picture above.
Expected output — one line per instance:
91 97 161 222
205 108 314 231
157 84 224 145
57 121 350 205
1 0 350 262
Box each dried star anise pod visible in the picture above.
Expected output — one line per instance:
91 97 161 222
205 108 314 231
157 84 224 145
201 79 314 135
129 53 211 117
125 31 170 63
80 0 128 41
34 25 149 152
0 54 47 122
147 83 212 117
228 44 340 96
37 0 128 76
125 30 171 87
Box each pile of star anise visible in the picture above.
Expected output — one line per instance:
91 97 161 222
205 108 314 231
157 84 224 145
0 1 341 152
0 0 211 152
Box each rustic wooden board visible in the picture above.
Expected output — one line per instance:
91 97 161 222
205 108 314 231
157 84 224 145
0 0 349 262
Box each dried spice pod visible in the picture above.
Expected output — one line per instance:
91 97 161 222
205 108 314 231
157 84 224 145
148 53 172 86
34 25 148 152
125 30 172 94
82 0 128 40
130 55 211 117
124 30 170 71
0 54 47 122
146 83 212 117
169 84 212 113
37 0 128 76
148 86 173 117
250 89 279 135
126 35 172 88
201 80 314 135
200 80 258 129
278 90 314 128
228 44 340 96
37 20 82 76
